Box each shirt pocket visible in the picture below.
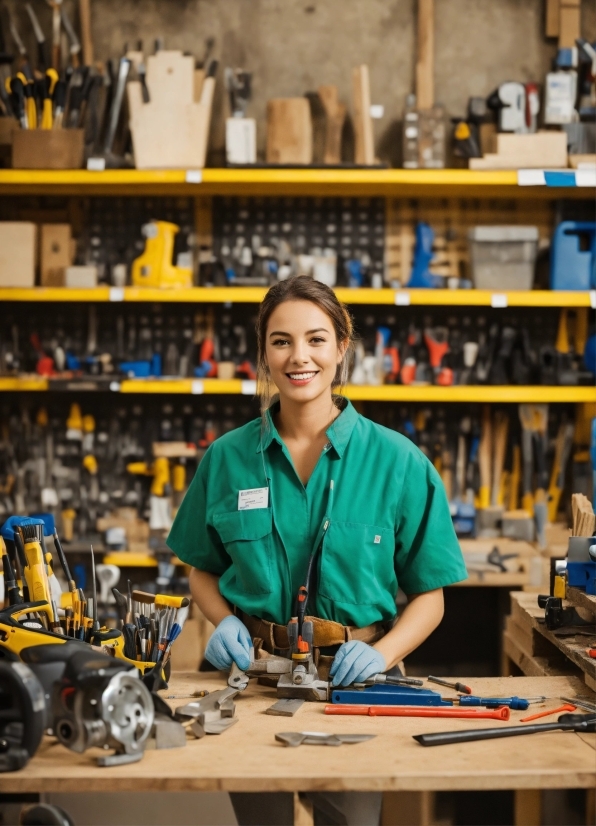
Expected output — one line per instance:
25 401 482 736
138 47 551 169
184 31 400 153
213 509 273 595
319 521 396 606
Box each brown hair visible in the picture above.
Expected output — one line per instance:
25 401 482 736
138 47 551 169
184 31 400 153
256 276 355 413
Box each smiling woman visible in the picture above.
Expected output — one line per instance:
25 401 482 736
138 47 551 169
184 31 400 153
167 275 467 826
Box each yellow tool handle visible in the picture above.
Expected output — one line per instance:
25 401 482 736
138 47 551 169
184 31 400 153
41 97 53 129
23 539 51 605
155 594 190 609
26 94 37 129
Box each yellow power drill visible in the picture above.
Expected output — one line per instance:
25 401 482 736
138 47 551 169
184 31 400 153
131 221 193 289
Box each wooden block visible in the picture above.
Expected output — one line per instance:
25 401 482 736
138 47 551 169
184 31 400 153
146 51 194 109
318 85 346 164
416 0 434 109
559 0 581 48
471 131 568 169
128 74 215 169
40 224 72 287
352 65 375 165
0 222 36 287
266 98 312 164
546 0 560 38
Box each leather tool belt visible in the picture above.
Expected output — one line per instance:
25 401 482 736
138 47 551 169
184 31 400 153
235 608 393 682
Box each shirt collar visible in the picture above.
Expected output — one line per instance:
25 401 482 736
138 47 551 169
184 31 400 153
257 397 359 459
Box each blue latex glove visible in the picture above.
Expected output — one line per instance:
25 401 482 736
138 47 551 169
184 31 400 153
0 516 44 541
329 640 386 687
205 615 252 671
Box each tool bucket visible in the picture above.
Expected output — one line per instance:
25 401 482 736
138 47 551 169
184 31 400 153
12 129 85 169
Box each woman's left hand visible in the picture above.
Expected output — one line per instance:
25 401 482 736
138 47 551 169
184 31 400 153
329 640 386 687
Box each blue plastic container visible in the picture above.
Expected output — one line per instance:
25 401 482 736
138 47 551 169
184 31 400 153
550 221 596 290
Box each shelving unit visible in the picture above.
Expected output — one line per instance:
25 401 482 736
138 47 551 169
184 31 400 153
1 376 594 401
1 287 594 307
0 168 592 197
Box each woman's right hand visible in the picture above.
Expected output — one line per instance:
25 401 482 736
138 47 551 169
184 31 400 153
204 615 252 671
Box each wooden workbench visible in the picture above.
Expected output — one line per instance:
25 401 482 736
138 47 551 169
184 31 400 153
2 673 594 826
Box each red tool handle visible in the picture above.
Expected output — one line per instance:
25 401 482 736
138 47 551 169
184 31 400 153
586 648 596 659
324 705 510 721
520 703 576 722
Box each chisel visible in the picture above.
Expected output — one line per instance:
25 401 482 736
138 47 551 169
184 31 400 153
25 4 47 72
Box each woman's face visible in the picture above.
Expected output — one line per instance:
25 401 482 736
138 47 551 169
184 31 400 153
264 300 346 405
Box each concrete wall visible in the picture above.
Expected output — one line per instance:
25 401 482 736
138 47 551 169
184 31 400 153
5 0 596 164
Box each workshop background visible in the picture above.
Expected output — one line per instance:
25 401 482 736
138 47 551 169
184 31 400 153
0 0 596 824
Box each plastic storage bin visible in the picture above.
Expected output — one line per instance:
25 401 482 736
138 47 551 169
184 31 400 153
468 226 539 290
550 221 596 291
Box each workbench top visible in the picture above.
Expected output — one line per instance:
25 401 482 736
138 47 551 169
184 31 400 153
3 674 595 794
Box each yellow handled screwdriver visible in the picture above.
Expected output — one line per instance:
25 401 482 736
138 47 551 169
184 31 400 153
17 71 36 128
42 67 58 129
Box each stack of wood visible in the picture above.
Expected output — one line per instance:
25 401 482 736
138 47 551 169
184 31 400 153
571 493 596 537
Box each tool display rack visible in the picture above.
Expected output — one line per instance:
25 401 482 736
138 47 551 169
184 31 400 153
0 168 594 402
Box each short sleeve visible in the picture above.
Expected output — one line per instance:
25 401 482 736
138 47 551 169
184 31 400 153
394 450 467 594
167 446 231 575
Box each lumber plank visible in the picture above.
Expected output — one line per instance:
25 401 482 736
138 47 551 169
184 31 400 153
566 587 596 616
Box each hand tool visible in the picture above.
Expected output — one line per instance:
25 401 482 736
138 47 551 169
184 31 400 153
414 713 596 747
587 649 596 659
265 699 305 717
52 77 66 127
79 0 93 65
21 69 37 127
103 56 130 154
25 4 47 72
275 731 376 747
548 421 574 521
560 697 596 713
46 0 62 71
60 7 81 68
325 705 510 720
520 703 576 722
478 406 492 509
491 412 509 507
1 538 23 605
6 74 27 128
457 695 544 710
537 595 592 631
8 14 32 80
40 67 59 130
427 675 472 694
175 688 239 735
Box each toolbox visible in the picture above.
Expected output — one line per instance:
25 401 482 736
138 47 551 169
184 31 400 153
467 226 539 290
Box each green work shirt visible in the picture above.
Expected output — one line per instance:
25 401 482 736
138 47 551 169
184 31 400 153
167 398 467 627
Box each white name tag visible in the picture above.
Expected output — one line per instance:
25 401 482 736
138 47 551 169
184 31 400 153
238 487 269 511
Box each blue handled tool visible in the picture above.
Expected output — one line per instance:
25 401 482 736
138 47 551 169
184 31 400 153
332 684 453 707
458 695 545 710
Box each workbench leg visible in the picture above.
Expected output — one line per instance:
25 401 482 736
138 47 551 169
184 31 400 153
514 790 541 826
501 649 513 676
293 792 314 826
381 791 434 826
586 788 595 826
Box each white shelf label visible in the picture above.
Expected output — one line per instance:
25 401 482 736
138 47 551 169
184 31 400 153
491 293 508 308
87 157 106 171
370 104 384 119
590 290 596 309
109 287 125 302
109 381 121 392
241 379 257 395
185 170 203 184
517 169 545 186
394 291 411 306
191 379 204 394
576 169 596 188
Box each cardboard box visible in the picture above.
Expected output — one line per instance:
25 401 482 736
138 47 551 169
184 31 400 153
41 224 73 287
65 265 98 288
0 222 36 287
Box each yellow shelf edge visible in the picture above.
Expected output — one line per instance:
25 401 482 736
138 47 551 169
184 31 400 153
1 376 593 402
0 287 593 308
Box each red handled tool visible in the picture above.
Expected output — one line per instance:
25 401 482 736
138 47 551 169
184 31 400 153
520 703 576 722
324 704 510 721
586 648 596 659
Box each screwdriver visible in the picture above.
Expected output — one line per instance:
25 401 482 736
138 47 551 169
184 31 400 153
427 675 472 694
457 695 546 711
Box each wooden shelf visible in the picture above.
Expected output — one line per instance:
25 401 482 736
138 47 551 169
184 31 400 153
0 286 594 308
0 168 591 198
1 375 594 402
